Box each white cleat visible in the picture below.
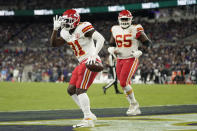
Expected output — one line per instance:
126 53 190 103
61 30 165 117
90 113 97 121
73 118 94 128
126 103 141 116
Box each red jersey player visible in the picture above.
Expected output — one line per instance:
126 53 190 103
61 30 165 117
50 9 105 128
108 10 152 115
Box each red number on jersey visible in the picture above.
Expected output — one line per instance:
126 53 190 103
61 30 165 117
115 34 132 48
124 34 132 47
74 40 85 56
68 40 85 56
115 35 122 47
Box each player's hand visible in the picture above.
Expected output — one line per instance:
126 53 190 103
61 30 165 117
86 55 98 65
53 15 62 31
114 50 122 56
132 50 142 58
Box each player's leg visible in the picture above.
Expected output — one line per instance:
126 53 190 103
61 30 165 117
119 58 141 115
113 67 122 94
67 84 81 108
67 66 81 109
73 63 98 128
103 66 113 94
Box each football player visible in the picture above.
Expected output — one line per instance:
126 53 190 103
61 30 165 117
50 9 105 128
108 10 152 115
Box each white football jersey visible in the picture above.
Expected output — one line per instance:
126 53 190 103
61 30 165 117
60 22 99 62
111 24 144 59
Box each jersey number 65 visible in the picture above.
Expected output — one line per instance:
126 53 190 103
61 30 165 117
115 34 132 48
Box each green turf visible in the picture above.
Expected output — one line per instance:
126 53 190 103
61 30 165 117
0 82 196 111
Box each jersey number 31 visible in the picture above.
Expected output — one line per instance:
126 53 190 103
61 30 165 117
68 40 85 56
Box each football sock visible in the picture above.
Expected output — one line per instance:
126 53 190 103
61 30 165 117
78 93 92 119
124 90 131 103
124 85 137 104
71 94 81 109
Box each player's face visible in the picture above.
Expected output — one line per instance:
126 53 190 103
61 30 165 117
119 17 132 29
61 16 74 30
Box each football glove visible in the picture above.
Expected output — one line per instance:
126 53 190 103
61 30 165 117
108 47 115 55
132 50 142 58
86 55 98 65
53 15 62 30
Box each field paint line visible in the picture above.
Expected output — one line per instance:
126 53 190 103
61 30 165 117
0 104 196 113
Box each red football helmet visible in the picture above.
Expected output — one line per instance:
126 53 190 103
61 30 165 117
61 9 80 30
118 10 133 29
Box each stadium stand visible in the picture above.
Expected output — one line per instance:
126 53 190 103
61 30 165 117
0 5 197 84
0 0 172 10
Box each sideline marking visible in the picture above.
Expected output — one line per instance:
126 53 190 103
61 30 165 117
0 104 196 112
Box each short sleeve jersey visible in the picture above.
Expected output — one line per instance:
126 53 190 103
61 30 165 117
60 22 99 62
111 24 144 59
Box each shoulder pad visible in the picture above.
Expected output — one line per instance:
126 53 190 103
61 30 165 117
111 25 120 32
80 22 94 34
135 24 144 32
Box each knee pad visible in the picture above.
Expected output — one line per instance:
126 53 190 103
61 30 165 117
76 88 87 95
67 85 76 96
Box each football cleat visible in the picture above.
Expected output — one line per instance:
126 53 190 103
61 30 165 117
103 86 107 94
90 113 97 121
126 102 141 116
73 118 94 128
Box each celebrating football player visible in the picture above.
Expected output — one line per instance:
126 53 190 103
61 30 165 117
108 10 152 116
50 9 105 128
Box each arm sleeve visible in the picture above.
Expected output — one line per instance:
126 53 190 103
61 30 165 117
135 24 144 39
92 31 105 55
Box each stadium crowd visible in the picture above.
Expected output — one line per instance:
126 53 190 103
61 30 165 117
1 18 197 46
0 0 170 10
0 41 196 84
0 6 197 84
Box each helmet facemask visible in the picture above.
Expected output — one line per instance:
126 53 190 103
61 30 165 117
61 16 79 30
118 17 132 29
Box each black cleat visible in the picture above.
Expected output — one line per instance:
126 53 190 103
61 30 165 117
103 86 107 94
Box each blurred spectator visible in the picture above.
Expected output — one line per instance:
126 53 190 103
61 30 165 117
0 6 196 84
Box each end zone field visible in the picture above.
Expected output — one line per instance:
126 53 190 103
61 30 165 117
0 82 196 131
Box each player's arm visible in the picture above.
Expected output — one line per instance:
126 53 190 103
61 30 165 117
50 30 66 47
50 15 66 47
85 29 105 55
109 35 116 47
137 31 152 50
